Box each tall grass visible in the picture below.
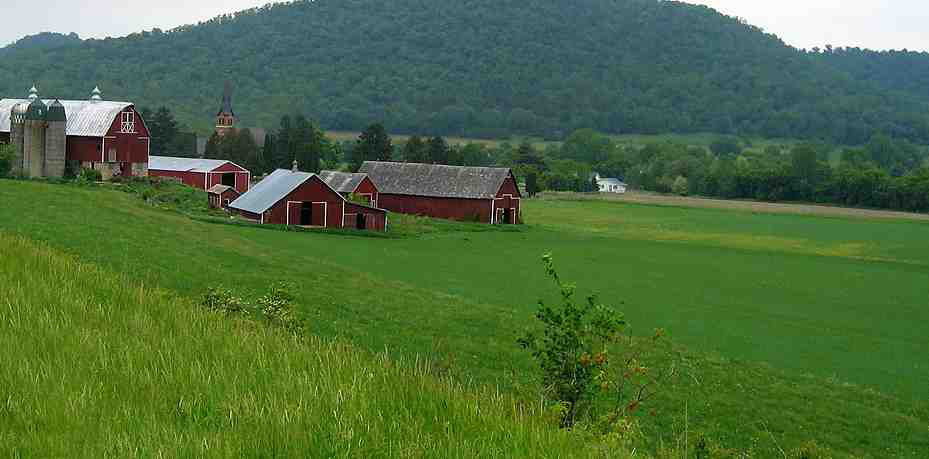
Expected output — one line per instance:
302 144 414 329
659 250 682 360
0 234 626 458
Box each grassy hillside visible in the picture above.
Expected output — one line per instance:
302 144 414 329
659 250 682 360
1 0 928 143
0 233 630 457
0 179 926 456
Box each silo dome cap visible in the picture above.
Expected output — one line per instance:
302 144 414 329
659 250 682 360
25 97 48 121
28 85 39 101
47 99 67 122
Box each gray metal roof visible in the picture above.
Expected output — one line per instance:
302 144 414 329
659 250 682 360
598 178 627 186
0 99 134 137
358 161 515 200
228 169 317 214
207 184 236 195
318 170 368 193
149 156 238 173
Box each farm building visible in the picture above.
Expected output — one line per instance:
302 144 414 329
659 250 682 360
596 175 627 194
149 156 251 194
318 170 379 207
0 86 150 179
228 165 388 231
358 161 521 224
207 184 241 209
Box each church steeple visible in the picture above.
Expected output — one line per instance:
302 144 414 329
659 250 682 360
215 80 236 136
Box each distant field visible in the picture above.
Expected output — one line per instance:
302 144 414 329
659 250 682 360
0 180 926 457
327 130 832 156
545 191 929 222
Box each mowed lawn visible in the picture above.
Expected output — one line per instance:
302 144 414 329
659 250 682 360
1 179 927 456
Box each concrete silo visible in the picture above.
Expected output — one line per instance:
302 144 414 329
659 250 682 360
9 102 28 176
23 97 48 178
45 100 67 178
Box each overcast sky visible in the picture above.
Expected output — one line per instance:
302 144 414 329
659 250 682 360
1 1 928 51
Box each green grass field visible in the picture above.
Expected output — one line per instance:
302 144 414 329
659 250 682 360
1 179 927 456
0 233 633 458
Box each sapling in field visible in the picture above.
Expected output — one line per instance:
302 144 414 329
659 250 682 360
519 252 674 432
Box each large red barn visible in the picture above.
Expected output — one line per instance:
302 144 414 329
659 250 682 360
0 86 150 179
358 161 521 224
149 156 251 194
318 170 380 207
228 167 388 231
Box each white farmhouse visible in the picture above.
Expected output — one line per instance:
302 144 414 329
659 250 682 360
595 174 627 194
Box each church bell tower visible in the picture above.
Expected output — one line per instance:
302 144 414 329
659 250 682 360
215 81 236 137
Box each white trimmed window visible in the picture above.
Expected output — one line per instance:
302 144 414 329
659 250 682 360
120 111 136 133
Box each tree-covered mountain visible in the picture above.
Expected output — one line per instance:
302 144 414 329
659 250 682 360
0 32 82 56
1 0 929 144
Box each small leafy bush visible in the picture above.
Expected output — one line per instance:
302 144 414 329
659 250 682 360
79 167 103 182
0 143 14 177
519 252 674 430
200 282 304 335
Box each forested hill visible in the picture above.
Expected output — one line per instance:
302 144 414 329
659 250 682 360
2 0 929 144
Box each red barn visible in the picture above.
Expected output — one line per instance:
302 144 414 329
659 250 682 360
0 86 150 179
149 156 251 194
318 170 380 207
228 167 388 231
359 161 521 224
207 184 241 209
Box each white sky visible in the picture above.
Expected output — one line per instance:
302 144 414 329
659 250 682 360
0 1 927 51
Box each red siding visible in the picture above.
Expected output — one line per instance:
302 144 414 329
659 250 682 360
67 136 103 162
377 194 494 223
344 202 388 231
205 162 250 194
104 106 150 166
353 176 380 207
151 161 251 193
376 174 521 224
209 188 241 209
493 175 521 224
264 176 346 228
150 170 208 189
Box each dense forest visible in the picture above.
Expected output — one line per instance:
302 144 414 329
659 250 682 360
2 0 929 144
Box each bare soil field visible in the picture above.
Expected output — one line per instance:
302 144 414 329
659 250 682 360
541 191 929 221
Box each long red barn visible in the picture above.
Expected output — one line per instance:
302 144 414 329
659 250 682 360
228 168 388 231
149 156 251 194
358 161 521 224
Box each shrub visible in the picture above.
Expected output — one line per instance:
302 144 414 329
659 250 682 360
519 253 674 430
518 253 625 427
0 143 14 177
79 167 103 182
672 176 689 196
201 282 303 335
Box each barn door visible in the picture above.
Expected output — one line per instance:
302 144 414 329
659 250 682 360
287 202 301 226
312 203 327 227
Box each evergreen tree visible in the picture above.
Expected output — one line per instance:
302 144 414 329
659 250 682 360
526 171 539 197
145 106 182 157
351 123 394 171
402 135 427 163
260 133 275 174
427 136 449 164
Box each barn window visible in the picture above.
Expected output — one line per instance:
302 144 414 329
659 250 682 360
120 112 135 133
107 148 117 163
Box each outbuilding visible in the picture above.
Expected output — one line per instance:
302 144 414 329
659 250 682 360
149 156 250 194
359 161 521 224
228 166 388 231
207 184 241 209
318 170 380 207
